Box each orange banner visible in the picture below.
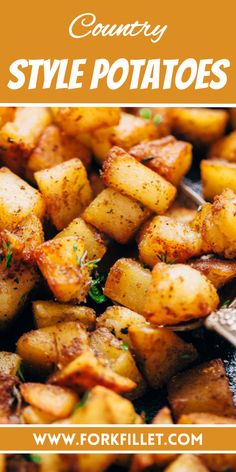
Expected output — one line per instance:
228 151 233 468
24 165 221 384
0 425 235 453
0 0 235 104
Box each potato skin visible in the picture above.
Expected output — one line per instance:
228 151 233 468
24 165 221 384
201 159 236 200
130 135 192 186
138 215 202 267
103 147 176 213
144 262 219 326
104 258 151 314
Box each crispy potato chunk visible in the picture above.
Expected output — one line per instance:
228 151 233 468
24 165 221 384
134 107 173 136
97 306 149 351
189 257 236 288
35 158 93 230
22 405 58 424
91 112 158 163
90 327 147 399
202 189 236 259
138 216 202 267
208 130 236 162
54 216 106 261
33 300 96 330
104 258 151 314
0 352 21 376
0 214 44 263
34 236 91 303
168 359 236 419
179 412 236 424
0 260 39 329
103 147 176 213
130 136 192 185
49 351 136 394
17 321 90 375
164 454 209 472
26 125 91 182
201 159 236 200
53 107 120 134
0 107 15 128
144 263 219 326
0 167 45 230
171 108 228 144
83 188 150 244
0 107 51 175
128 325 197 389
20 383 78 419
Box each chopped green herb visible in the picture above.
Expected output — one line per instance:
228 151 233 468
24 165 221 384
73 243 78 252
17 364 25 382
76 249 88 268
86 258 101 272
139 108 152 120
158 252 177 265
88 271 108 304
153 114 162 125
221 299 231 308
121 342 129 351
3 241 13 268
21 454 41 464
74 391 89 411
140 156 154 164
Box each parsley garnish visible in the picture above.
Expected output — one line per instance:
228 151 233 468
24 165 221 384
121 343 129 351
17 364 25 382
74 391 89 411
221 299 231 308
73 246 101 272
139 108 152 120
158 252 177 265
3 241 13 268
21 454 41 464
88 272 108 304
153 114 162 125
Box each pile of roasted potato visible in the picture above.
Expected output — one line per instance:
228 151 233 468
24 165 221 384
0 106 235 471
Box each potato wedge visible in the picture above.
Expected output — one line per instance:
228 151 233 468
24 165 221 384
104 258 151 314
189 257 236 288
144 262 219 326
53 107 120 134
130 135 192 185
0 167 45 230
164 454 209 472
103 147 176 213
171 108 228 144
35 158 93 230
90 327 147 399
83 188 150 244
33 300 96 330
201 159 236 200
168 359 236 419
34 236 91 303
49 351 136 394
0 214 44 263
20 383 78 419
17 321 90 375
91 111 158 163
54 217 106 261
138 216 202 267
128 325 197 388
0 352 21 376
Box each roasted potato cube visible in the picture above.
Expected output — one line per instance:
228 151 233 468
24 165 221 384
22 405 58 424
53 107 120 134
54 217 106 261
189 257 236 288
135 107 173 136
164 454 209 472
91 111 158 163
0 107 15 128
178 412 236 424
34 236 91 303
103 147 176 213
130 135 192 185
49 350 136 394
33 300 96 330
166 201 197 223
35 158 93 230
90 327 147 399
171 108 228 144
104 258 151 314
208 130 236 162
0 167 45 230
83 188 150 244
0 260 39 329
201 159 236 200
144 263 219 326
0 107 51 175
0 214 44 263
17 321 90 375
0 375 21 423
202 189 236 259
20 383 78 419
0 352 21 376
138 216 202 267
168 359 236 419
97 306 149 351
128 325 197 389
